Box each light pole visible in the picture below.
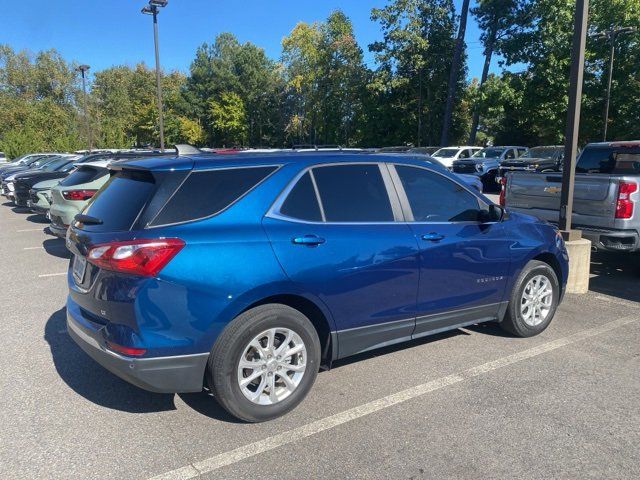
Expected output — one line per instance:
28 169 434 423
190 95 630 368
141 0 168 151
76 64 92 151
559 0 589 239
591 26 636 141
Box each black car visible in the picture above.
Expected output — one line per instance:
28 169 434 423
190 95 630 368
499 145 565 176
7 156 79 206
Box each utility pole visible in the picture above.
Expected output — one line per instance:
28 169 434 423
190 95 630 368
141 0 168 151
591 26 636 141
559 0 589 239
76 64 92 151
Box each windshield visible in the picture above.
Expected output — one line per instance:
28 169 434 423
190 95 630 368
522 147 558 159
473 148 505 159
433 148 459 158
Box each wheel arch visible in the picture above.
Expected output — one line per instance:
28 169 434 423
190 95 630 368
531 252 564 296
242 294 337 369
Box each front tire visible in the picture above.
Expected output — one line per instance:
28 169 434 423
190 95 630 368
207 304 321 422
500 260 560 337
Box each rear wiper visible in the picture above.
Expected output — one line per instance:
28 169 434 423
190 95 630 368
74 214 103 225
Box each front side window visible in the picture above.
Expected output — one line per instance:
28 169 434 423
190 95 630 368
395 165 481 222
504 149 516 159
312 164 394 222
459 149 470 159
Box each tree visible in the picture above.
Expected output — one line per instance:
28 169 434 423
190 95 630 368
370 0 466 146
441 0 471 146
468 0 522 144
208 91 247 145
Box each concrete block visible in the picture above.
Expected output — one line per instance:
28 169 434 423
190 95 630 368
565 238 591 294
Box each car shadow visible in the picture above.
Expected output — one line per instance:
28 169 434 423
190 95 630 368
178 391 245 424
26 213 49 224
2 201 14 207
43 238 71 259
589 251 640 303
11 206 30 214
463 321 514 338
45 307 177 414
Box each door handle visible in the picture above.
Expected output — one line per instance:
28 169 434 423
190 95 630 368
421 232 445 242
292 235 326 246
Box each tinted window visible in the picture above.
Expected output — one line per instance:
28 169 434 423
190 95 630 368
504 149 516 159
312 164 393 222
83 170 157 231
395 165 480 222
151 166 277 225
459 149 470 158
280 172 322 221
59 166 109 186
576 146 640 174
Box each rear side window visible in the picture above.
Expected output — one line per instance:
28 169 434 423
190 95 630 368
150 166 277 226
280 172 322 221
576 147 640 174
395 165 480 222
312 164 394 222
83 170 157 231
59 166 109 187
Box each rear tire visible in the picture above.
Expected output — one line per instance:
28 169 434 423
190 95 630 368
207 304 321 422
500 260 560 337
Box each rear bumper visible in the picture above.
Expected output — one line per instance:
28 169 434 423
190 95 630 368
48 221 68 238
67 299 209 393
580 228 640 253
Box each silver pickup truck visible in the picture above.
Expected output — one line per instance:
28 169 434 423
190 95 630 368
502 141 640 253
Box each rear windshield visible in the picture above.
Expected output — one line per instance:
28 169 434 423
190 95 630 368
59 166 109 187
82 170 157 232
149 166 277 226
576 146 640 174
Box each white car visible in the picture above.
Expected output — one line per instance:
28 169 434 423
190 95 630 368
431 146 483 168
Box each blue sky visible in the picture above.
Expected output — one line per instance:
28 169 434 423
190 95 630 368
1 0 498 81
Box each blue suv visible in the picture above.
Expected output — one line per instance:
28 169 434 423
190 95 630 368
66 152 568 422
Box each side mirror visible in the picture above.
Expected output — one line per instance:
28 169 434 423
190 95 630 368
480 204 505 223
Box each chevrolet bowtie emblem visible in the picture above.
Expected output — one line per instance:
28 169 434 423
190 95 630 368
544 186 561 194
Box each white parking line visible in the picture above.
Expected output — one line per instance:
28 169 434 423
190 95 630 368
17 228 45 232
147 314 638 480
38 272 67 278
23 246 44 250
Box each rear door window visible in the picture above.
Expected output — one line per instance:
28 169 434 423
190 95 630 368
311 164 394 222
150 166 277 226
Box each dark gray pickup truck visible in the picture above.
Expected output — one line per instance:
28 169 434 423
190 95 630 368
502 141 640 253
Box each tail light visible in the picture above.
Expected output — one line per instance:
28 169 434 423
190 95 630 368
62 189 98 201
498 176 507 207
87 238 185 277
615 181 638 219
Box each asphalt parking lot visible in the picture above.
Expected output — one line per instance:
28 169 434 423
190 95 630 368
1 200 639 480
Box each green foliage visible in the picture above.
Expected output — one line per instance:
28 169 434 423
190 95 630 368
208 92 247 146
3 2 640 155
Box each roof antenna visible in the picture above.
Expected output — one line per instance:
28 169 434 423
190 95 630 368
174 144 201 156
